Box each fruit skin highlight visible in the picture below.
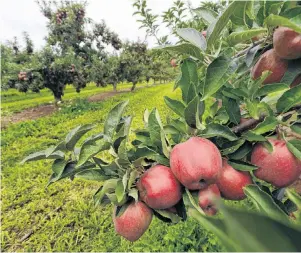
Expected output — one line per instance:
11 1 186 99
113 201 153 242
170 137 222 190
198 184 220 216
251 139 301 188
273 27 301 60
217 160 253 200
251 49 288 84
137 165 182 209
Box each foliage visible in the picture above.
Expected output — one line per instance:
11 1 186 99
2 84 226 252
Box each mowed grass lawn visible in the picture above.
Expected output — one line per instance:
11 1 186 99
1 83 224 252
1 82 136 115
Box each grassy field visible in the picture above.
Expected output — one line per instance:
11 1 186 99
1 83 235 251
1 82 137 115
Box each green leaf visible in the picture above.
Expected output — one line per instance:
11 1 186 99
128 188 138 201
127 170 138 190
286 189 301 222
154 209 181 224
291 124 301 135
287 139 301 160
242 131 267 142
164 96 185 117
93 179 119 206
45 141 67 157
160 43 203 60
207 1 247 48
246 44 263 67
77 134 110 167
184 96 203 129
51 159 68 178
65 124 94 151
244 185 288 222
281 59 301 84
104 100 129 142
256 83 289 97
222 97 240 125
75 169 109 181
176 59 199 104
176 28 207 51
221 139 245 155
229 1 248 26
228 160 257 171
48 161 96 185
286 189 301 209
228 142 253 160
252 116 278 135
193 7 217 24
202 57 237 100
188 208 236 252
21 150 64 164
148 109 164 147
218 204 301 251
227 29 267 46
115 180 125 203
276 84 301 113
281 6 301 19
184 189 205 215
117 139 130 167
201 123 238 141
265 14 301 33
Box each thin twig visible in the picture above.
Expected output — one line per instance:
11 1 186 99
231 105 301 134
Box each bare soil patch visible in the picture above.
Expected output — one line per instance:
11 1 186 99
1 88 134 128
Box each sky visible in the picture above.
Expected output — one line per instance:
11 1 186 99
0 0 203 50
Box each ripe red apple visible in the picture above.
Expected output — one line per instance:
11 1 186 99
251 49 288 84
170 137 222 190
170 58 177 68
113 201 153 242
137 165 182 209
198 184 220 216
273 27 301 60
216 160 253 200
251 139 301 188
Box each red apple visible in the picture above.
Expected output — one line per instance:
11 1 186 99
251 139 301 188
198 184 220 216
113 201 153 242
137 165 182 209
170 58 177 68
217 160 253 200
170 137 222 190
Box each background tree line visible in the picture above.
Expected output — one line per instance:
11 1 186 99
1 0 176 102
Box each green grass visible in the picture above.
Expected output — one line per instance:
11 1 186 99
1 82 138 115
1 83 226 252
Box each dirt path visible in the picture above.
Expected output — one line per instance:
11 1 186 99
1 88 135 128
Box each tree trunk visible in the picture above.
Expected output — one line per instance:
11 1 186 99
113 83 117 92
131 82 137 92
53 91 63 106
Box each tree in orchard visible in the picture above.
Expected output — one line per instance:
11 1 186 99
23 1 301 251
119 41 150 91
1 34 43 93
18 0 122 101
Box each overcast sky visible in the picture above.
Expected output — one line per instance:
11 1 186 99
0 0 203 50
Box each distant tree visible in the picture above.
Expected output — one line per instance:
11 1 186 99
119 41 150 91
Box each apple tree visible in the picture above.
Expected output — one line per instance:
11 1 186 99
22 1 301 251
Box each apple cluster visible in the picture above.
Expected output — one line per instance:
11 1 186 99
251 27 301 87
18 71 27 81
113 136 301 242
